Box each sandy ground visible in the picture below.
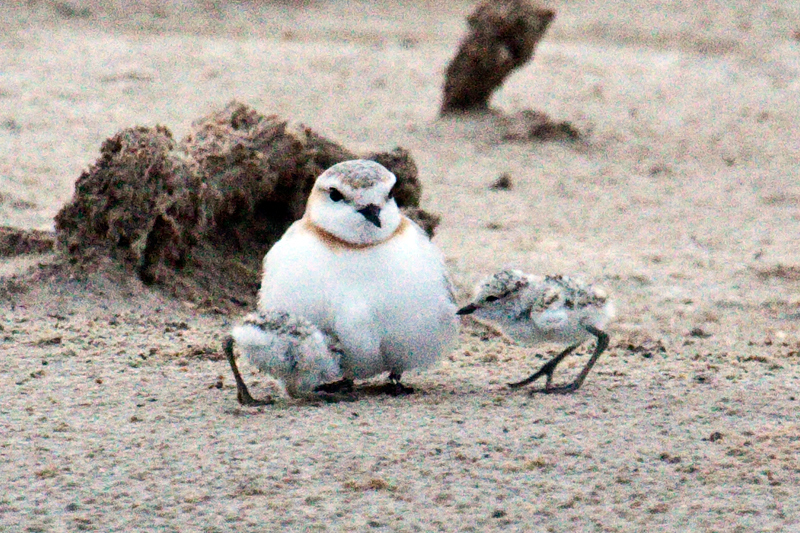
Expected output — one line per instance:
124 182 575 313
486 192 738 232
2 0 800 531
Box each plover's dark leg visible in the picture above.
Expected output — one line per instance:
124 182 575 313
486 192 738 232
508 343 579 389
387 371 414 396
534 325 610 395
223 336 273 406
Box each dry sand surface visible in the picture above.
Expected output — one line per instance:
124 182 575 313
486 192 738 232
2 0 800 531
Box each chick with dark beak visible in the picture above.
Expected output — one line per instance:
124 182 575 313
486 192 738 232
357 204 382 227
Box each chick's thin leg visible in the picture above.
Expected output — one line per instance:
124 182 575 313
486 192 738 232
224 336 273 406
508 343 579 389
533 325 609 395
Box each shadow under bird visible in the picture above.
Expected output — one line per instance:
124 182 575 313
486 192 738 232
457 269 615 394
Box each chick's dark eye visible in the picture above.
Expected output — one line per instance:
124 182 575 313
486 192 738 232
485 295 499 302
329 188 344 202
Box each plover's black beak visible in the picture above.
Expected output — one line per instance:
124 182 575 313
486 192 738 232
357 204 382 227
456 303 478 315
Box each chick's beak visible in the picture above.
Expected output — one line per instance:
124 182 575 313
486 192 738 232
357 204 382 227
456 303 479 315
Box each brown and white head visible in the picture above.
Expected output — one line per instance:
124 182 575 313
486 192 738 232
305 160 402 246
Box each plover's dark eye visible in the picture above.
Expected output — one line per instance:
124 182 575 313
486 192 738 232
485 295 499 302
329 188 344 202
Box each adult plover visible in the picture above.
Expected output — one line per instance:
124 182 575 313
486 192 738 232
254 160 458 395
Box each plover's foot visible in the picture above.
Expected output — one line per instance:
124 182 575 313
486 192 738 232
385 372 414 396
528 381 581 395
514 328 609 395
508 344 578 389
237 389 274 406
507 357 548 388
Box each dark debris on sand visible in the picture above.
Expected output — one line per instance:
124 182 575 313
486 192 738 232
489 173 514 191
500 110 583 143
0 227 55 257
48 101 438 311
